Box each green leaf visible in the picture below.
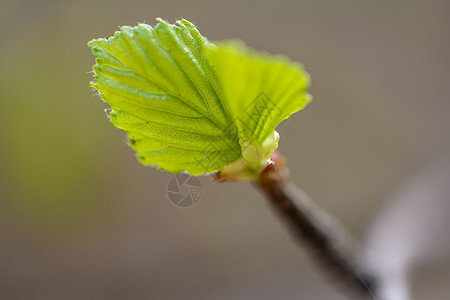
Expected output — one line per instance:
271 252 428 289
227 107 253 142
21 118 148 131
88 18 311 177
206 41 311 171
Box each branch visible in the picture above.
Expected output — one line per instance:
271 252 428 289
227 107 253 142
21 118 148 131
254 152 378 299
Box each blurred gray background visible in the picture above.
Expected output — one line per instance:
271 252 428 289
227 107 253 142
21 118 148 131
0 0 449 299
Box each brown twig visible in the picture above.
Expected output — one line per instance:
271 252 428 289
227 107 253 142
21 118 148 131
254 151 378 299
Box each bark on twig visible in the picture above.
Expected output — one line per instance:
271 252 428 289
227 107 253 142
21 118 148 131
255 152 378 299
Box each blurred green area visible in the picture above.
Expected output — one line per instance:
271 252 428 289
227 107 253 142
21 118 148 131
0 1 119 234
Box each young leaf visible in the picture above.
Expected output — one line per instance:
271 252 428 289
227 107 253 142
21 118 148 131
206 41 311 172
88 18 311 177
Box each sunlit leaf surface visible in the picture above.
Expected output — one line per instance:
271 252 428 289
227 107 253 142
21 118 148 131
89 18 311 175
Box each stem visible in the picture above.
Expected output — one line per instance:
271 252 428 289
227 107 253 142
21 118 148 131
255 152 378 298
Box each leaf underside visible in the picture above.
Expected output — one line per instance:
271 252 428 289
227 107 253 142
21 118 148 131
89 18 311 175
